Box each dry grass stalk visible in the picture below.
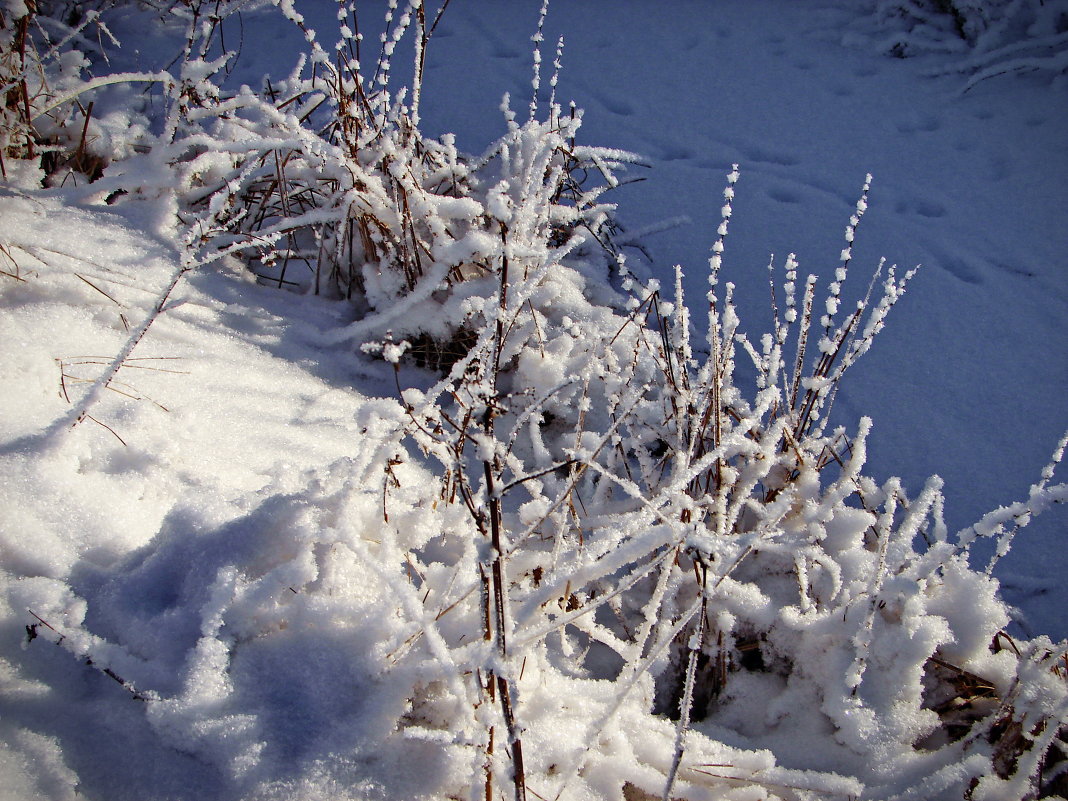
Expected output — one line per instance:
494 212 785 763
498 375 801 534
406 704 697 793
0 240 26 281
26 609 150 701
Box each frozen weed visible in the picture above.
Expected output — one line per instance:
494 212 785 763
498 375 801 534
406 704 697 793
383 162 1068 799
4 2 1067 800
151 0 637 376
0 1 165 184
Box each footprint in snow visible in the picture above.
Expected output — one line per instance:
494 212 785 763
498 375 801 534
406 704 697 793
658 142 695 162
634 133 688 162
939 256 983 285
741 144 800 167
596 94 636 117
953 136 978 153
988 154 1011 182
894 198 948 219
896 114 941 134
681 33 701 52
923 242 983 285
767 185 802 205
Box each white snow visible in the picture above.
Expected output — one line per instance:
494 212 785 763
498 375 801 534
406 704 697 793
1 1 1066 799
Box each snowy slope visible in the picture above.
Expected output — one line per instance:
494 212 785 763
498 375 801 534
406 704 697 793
1 1 1066 799
0 187 392 799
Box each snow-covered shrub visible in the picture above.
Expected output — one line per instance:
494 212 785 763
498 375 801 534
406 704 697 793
155 0 637 370
0 0 163 184
19 162 1068 800
844 0 1068 88
8 2 1068 800
1 0 55 173
386 168 1068 799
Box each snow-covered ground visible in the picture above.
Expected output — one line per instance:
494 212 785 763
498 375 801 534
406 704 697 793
1 2 1065 799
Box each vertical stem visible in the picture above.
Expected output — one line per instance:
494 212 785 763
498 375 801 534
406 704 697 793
485 712 495 801
484 453 508 655
497 674 527 801
484 219 510 656
411 1 426 127
15 9 35 159
493 221 509 381
74 100 93 168
664 561 708 799
478 220 525 801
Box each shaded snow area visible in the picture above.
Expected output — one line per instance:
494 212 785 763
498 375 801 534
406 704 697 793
1 1 1066 800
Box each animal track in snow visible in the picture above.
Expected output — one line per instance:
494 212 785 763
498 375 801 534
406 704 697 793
767 185 802 205
595 94 636 117
995 259 1036 278
940 255 983 285
896 114 941 134
894 198 947 219
953 136 978 153
681 33 701 52
639 131 697 163
740 144 801 167
988 153 1011 182
924 241 983 285
657 141 695 162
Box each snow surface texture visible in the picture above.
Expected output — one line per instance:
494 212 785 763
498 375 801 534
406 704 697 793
1 1 1067 800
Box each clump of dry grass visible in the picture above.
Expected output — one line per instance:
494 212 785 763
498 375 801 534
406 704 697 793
1 2 167 185
162 0 638 378
1 2 32 176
